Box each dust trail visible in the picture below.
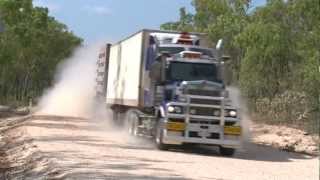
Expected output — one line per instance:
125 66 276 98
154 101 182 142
35 43 149 146
227 86 252 145
36 44 101 118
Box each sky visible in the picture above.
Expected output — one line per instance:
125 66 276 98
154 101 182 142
33 0 266 43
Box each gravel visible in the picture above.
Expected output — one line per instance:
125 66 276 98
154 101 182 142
0 115 318 180
251 123 319 156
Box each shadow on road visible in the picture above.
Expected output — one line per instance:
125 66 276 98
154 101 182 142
234 143 316 162
168 142 316 162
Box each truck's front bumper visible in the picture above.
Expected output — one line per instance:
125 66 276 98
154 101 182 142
162 129 241 148
162 95 242 148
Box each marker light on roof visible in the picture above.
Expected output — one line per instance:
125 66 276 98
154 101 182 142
180 51 202 59
177 39 193 45
177 32 193 45
180 32 191 39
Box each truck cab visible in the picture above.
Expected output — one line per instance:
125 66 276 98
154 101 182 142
150 33 241 156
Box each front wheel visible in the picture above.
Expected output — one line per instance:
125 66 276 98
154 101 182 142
155 120 170 150
219 146 236 156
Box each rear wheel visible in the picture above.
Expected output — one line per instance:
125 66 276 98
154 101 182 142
125 110 140 136
219 146 235 156
155 120 170 150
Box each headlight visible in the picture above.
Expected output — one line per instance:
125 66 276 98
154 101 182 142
167 106 183 114
229 110 237 117
225 109 237 117
168 106 175 113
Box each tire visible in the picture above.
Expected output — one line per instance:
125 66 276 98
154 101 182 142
155 120 170 150
125 110 140 136
219 146 235 156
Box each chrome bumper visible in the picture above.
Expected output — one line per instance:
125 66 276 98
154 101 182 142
163 95 241 148
161 125 241 148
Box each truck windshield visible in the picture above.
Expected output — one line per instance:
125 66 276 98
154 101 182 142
167 62 221 83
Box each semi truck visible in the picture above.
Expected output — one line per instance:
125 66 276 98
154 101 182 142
95 29 241 156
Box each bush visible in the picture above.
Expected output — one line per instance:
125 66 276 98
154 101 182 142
253 91 319 134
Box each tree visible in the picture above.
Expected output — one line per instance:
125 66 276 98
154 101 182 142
237 0 297 99
237 0 319 131
0 0 82 105
162 0 319 133
161 0 250 82
160 7 194 32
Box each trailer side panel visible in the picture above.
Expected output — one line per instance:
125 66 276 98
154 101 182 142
106 32 144 107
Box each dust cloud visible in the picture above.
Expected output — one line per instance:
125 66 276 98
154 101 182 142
227 86 252 145
36 44 101 118
35 43 147 146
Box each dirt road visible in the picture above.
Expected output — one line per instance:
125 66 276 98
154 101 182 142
1 115 319 180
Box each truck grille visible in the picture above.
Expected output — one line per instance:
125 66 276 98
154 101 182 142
185 89 220 97
189 107 219 116
190 118 220 125
190 98 221 105
208 133 220 139
188 131 220 139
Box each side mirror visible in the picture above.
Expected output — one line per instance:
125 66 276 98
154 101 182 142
216 39 223 50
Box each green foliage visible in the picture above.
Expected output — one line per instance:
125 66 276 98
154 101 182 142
255 91 308 123
255 90 319 133
161 0 319 133
237 2 298 99
182 0 250 82
238 0 319 133
0 0 82 105
160 7 194 32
